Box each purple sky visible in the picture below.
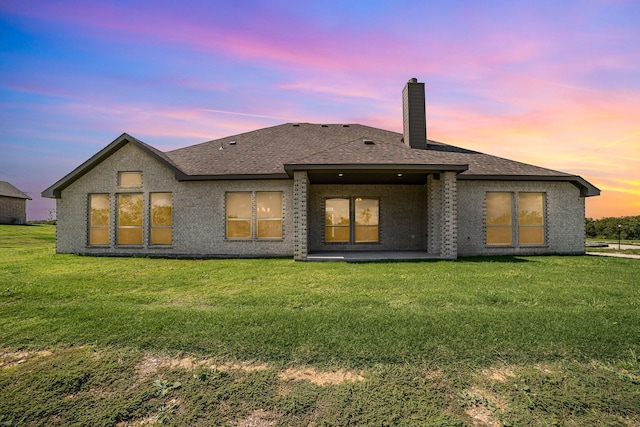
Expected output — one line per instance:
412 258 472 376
1 0 639 220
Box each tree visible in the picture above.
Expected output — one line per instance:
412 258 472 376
585 216 640 239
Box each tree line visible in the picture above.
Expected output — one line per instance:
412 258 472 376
585 216 640 239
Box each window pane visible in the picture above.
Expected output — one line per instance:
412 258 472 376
519 227 544 245
325 198 349 226
256 192 282 239
89 228 110 245
326 226 350 242
118 228 143 245
518 193 544 226
150 193 172 245
90 194 110 227
355 226 379 243
227 193 251 219
258 219 282 238
227 220 251 238
487 227 512 245
119 172 142 187
227 192 251 239
151 228 172 245
256 192 282 219
118 194 143 245
89 194 110 245
118 194 143 226
151 193 172 226
355 198 379 226
486 192 512 226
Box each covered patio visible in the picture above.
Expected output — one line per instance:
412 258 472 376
291 168 461 261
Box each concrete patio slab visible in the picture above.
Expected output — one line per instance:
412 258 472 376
305 251 440 262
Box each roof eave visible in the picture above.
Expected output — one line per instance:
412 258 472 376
458 174 601 197
0 194 31 200
175 173 291 181
284 163 469 177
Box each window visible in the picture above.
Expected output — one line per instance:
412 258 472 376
355 198 379 243
325 198 350 242
486 192 513 245
119 171 142 187
226 192 252 239
89 194 110 245
486 192 545 246
518 193 545 245
226 192 283 239
151 193 172 245
256 192 283 239
325 197 379 243
118 193 143 245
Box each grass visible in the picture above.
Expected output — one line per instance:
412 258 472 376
1 224 639 426
587 247 640 255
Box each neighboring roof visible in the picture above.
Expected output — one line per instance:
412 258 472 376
0 181 31 200
42 123 600 198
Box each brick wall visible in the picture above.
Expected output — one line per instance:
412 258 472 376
457 180 586 256
54 142 587 259
0 196 27 224
56 142 294 257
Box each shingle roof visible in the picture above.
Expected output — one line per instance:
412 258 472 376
167 123 573 177
0 181 31 199
166 123 598 196
42 123 600 198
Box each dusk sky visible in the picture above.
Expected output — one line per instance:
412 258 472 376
1 0 638 220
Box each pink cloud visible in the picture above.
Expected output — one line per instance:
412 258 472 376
429 86 640 219
3 2 507 85
3 1 638 219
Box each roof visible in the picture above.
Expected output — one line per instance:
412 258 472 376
168 123 469 176
42 123 600 198
0 181 31 200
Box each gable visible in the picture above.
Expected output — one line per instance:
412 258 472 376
42 133 184 198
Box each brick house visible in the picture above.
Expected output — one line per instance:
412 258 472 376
0 181 31 225
42 79 599 260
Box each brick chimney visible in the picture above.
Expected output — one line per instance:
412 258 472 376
402 78 427 149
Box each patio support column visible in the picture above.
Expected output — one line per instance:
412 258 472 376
293 171 309 260
440 171 458 259
427 174 442 255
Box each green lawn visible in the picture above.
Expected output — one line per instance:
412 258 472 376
1 224 639 426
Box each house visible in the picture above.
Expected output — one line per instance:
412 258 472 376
0 181 31 225
42 79 599 260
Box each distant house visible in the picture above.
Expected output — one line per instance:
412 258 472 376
42 79 599 260
0 181 31 224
